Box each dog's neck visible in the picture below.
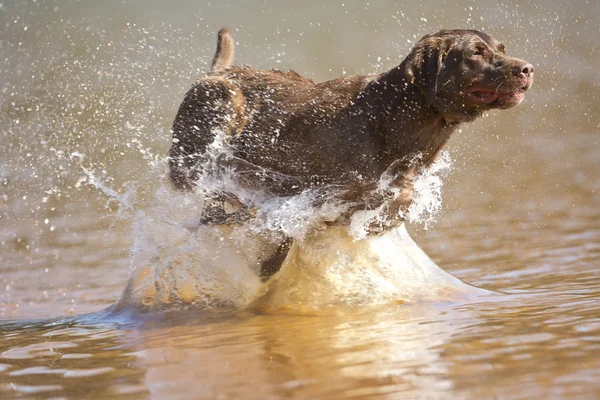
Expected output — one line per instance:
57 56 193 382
357 65 460 169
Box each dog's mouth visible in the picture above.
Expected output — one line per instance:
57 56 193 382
466 85 529 107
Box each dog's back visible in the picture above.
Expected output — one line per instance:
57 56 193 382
170 29 376 193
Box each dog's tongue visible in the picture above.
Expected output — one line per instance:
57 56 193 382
468 89 498 104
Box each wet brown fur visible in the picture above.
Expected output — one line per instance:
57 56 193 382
168 28 533 277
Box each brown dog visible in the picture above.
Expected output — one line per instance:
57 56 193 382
168 28 533 276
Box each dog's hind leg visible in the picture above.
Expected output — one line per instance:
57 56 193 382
258 237 292 281
168 77 247 191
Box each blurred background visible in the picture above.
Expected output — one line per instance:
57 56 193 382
0 0 598 317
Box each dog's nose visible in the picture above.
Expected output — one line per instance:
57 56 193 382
514 62 534 78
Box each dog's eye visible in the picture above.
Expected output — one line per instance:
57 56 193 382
473 49 482 56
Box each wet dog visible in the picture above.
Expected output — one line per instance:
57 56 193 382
168 28 533 277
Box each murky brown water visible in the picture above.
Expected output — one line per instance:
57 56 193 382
1 0 599 398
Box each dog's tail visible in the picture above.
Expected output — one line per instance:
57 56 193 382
210 27 235 72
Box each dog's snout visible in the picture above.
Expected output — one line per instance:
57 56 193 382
513 62 534 78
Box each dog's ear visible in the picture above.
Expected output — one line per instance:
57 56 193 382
405 37 452 106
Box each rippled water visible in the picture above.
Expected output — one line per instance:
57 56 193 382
1 0 599 398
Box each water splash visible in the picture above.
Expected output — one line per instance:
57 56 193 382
250 191 347 240
405 151 452 229
114 187 267 313
253 224 485 313
70 152 136 221
107 141 484 316
349 152 452 239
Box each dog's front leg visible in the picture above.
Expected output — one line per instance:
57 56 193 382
365 163 418 234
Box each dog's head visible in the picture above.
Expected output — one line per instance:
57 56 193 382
403 29 534 121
